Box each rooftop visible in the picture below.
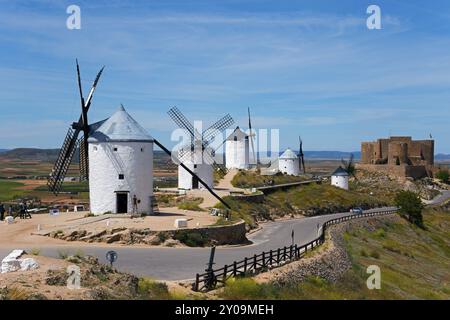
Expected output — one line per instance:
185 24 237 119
88 105 154 143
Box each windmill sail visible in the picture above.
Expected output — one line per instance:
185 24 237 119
248 107 256 165
47 60 104 195
298 136 306 174
47 128 80 194
153 138 231 209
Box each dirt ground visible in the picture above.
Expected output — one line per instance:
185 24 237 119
0 208 218 248
0 254 89 299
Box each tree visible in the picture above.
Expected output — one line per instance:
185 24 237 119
435 169 449 184
394 190 424 228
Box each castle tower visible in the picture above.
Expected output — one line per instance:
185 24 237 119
88 105 154 215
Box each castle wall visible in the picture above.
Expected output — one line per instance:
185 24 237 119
361 136 434 171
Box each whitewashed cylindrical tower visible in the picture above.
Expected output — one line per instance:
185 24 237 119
331 167 349 190
88 105 154 215
225 126 249 170
278 148 299 176
177 143 214 190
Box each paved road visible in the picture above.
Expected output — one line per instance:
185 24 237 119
1 189 448 281
0 207 395 280
425 190 450 206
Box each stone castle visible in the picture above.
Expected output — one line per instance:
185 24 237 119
357 136 434 179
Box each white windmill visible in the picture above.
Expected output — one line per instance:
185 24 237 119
278 148 300 176
88 105 154 214
224 107 257 170
168 107 234 190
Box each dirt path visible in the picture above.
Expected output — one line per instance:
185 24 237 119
215 169 241 191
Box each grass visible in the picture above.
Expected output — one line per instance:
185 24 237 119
269 183 389 213
231 170 307 188
214 183 388 228
219 207 450 299
0 179 26 201
177 198 204 211
137 277 187 300
173 230 207 247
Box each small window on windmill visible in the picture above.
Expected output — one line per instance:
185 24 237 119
141 147 144 152
118 174 124 180
194 164 197 169
234 136 237 141
93 146 98 151
113 147 118 152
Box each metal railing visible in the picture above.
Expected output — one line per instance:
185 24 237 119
193 208 397 292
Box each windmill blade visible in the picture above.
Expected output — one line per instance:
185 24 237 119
248 107 256 165
202 114 234 148
153 138 231 210
84 65 105 110
168 106 196 138
299 136 306 174
76 59 86 111
79 135 89 181
47 127 81 194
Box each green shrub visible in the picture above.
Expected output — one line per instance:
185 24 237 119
435 170 449 184
173 231 207 247
138 278 171 299
29 248 41 256
221 278 266 299
360 249 368 257
369 250 380 259
57 249 69 259
394 191 424 228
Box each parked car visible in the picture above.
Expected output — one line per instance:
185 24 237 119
350 207 363 214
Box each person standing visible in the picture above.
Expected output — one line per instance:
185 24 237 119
0 203 5 221
132 195 138 214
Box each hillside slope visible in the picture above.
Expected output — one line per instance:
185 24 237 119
220 206 450 299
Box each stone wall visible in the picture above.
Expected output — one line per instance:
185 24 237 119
356 163 431 180
47 220 248 246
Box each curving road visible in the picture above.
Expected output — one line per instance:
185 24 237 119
1 189 448 281
0 207 395 280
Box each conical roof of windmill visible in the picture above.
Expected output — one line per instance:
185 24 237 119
88 105 154 143
226 126 248 141
279 148 298 159
331 166 349 176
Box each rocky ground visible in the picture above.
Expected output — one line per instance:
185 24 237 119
0 253 143 300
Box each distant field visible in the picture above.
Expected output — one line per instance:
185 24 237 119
0 179 25 201
0 159 79 178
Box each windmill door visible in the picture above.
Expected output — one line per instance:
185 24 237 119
116 193 128 213
192 176 199 189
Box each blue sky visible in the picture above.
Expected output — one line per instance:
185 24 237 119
0 0 449 153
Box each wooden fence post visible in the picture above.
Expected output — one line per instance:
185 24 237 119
244 258 247 273
233 261 237 277
194 274 199 291
223 265 228 282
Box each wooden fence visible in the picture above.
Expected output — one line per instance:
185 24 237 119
193 208 397 292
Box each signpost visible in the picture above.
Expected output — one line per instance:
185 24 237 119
106 250 118 268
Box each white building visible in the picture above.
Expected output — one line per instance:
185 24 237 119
177 142 214 190
278 148 299 176
225 126 250 170
331 167 349 190
88 105 154 215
